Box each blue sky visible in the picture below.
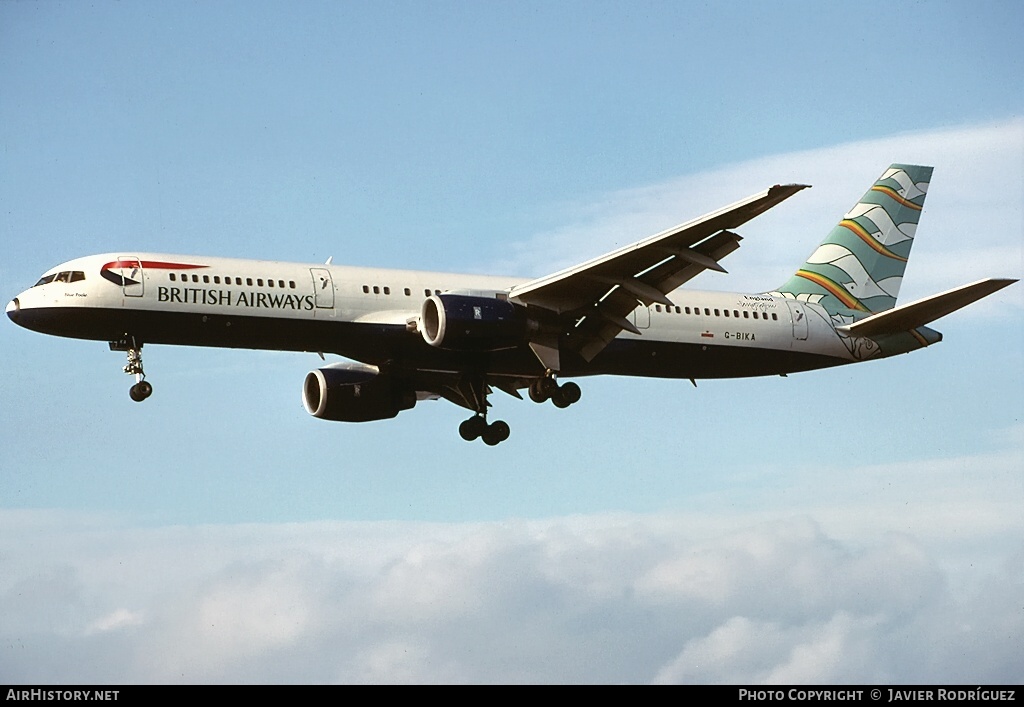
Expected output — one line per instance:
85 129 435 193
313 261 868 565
1 1 1022 684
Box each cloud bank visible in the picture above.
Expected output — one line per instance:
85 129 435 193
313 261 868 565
3 419 1021 684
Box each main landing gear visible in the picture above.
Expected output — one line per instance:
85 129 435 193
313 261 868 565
528 374 582 409
110 335 152 402
459 414 511 446
456 375 512 446
458 373 581 445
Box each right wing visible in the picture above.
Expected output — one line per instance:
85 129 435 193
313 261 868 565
508 183 809 365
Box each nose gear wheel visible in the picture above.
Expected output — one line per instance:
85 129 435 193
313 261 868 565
110 335 153 402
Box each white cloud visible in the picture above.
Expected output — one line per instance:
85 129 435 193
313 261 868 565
2 451 1021 684
652 613 885 684
85 608 144 635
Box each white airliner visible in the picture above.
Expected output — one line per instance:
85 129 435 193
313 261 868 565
6 164 1016 445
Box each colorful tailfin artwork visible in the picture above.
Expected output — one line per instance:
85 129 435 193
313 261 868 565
772 164 932 316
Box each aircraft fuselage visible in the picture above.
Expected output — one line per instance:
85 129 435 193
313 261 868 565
7 252 859 381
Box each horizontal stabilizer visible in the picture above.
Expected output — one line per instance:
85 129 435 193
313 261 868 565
836 278 1017 337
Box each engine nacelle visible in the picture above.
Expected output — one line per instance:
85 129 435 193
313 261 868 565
420 294 528 351
302 363 416 422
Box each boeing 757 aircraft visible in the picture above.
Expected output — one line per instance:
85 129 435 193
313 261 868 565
7 165 1016 445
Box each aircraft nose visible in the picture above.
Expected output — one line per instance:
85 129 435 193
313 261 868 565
6 297 20 323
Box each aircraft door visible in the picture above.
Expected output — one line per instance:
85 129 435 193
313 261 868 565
119 257 144 297
310 268 334 310
632 305 650 330
786 300 808 341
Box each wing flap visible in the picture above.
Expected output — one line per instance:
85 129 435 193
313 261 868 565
640 229 743 295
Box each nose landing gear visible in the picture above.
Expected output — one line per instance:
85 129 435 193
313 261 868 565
110 336 152 402
129 379 153 402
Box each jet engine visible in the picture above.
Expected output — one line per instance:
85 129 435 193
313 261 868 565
302 363 416 422
420 294 529 351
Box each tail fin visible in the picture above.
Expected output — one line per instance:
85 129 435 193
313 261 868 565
772 164 933 315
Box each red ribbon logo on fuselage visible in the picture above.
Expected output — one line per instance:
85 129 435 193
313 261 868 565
99 260 207 287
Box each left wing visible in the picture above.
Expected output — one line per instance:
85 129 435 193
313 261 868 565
509 183 809 365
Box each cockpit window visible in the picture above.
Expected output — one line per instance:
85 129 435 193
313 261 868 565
32 271 85 287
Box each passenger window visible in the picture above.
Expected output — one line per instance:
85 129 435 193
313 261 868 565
192 275 199 283
268 279 275 288
362 285 369 294
289 281 296 289
203 275 210 284
373 286 380 294
257 279 264 287
655 305 662 312
743 311 749 319
383 287 390 295
404 288 411 296
214 276 220 284
170 274 177 282
772 313 778 321
246 278 253 286
714 309 720 316
724 310 730 317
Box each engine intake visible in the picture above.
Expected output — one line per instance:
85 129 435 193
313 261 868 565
302 363 416 422
420 294 527 351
